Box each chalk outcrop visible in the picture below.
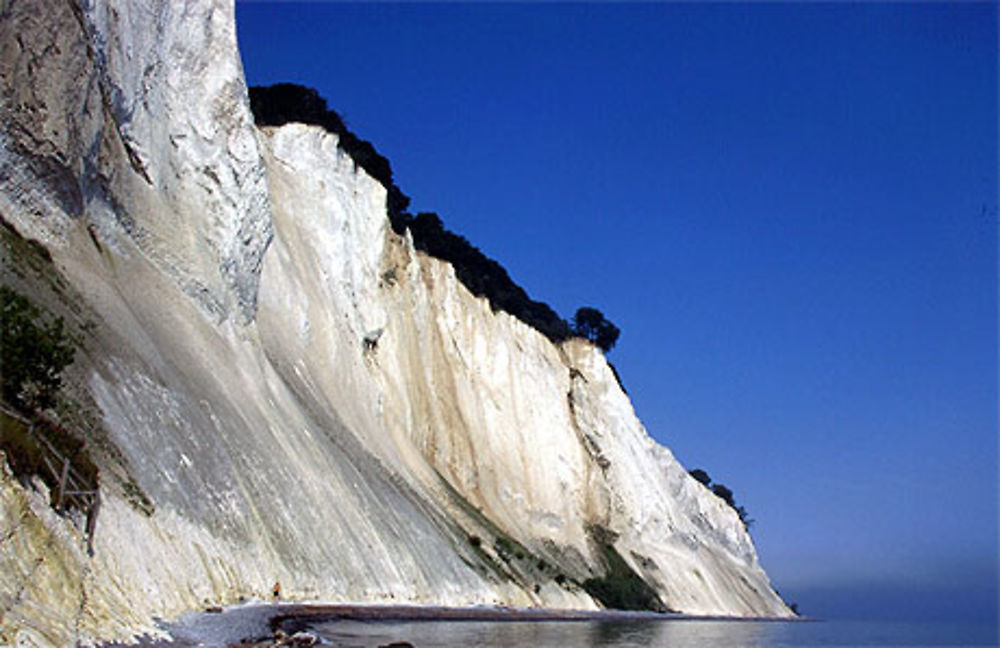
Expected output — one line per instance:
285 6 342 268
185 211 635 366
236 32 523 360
0 0 791 644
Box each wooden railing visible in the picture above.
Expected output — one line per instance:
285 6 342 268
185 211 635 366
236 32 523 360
0 404 100 555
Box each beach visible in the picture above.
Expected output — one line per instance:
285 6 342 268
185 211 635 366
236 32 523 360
104 602 805 647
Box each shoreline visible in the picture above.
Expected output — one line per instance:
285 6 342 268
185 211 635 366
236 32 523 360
270 602 807 625
129 602 808 647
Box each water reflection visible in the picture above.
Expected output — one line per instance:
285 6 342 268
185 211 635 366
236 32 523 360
311 617 997 647
314 618 790 648
619 620 775 647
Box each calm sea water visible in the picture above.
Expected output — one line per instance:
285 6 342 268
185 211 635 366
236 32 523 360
310 618 999 647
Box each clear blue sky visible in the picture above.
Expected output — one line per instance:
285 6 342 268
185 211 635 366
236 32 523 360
236 2 997 625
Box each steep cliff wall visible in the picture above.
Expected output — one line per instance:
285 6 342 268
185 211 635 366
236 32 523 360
0 0 790 644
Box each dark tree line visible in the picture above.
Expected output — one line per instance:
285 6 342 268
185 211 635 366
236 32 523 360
688 468 753 529
393 211 571 343
248 84 411 217
248 84 621 353
571 307 620 353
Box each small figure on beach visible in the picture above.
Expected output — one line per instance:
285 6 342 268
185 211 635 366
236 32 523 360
272 581 281 601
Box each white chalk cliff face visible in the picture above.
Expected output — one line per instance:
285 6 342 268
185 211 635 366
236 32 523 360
0 0 792 644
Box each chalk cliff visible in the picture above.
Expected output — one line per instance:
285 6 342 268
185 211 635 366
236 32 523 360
0 0 791 644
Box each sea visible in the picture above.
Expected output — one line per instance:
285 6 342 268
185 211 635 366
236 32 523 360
308 617 999 647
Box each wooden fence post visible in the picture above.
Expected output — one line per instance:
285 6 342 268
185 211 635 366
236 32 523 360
56 457 69 511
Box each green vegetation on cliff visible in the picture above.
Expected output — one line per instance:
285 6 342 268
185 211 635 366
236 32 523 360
1 286 76 411
583 526 669 612
688 468 753 529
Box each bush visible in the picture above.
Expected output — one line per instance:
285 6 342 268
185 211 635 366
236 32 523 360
688 468 711 487
571 307 620 353
1 286 75 411
494 536 516 562
711 483 735 508
582 539 668 612
689 468 753 529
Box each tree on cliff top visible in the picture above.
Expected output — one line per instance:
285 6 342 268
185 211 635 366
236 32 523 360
247 85 627 354
571 307 620 353
689 468 711 487
688 468 754 530
248 83 410 216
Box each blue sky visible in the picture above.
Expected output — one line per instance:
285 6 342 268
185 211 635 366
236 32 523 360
236 2 997 624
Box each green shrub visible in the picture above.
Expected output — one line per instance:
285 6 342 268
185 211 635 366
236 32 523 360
688 468 711 486
570 307 620 353
494 536 515 562
688 468 754 529
1 286 75 411
711 483 735 507
582 540 667 612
